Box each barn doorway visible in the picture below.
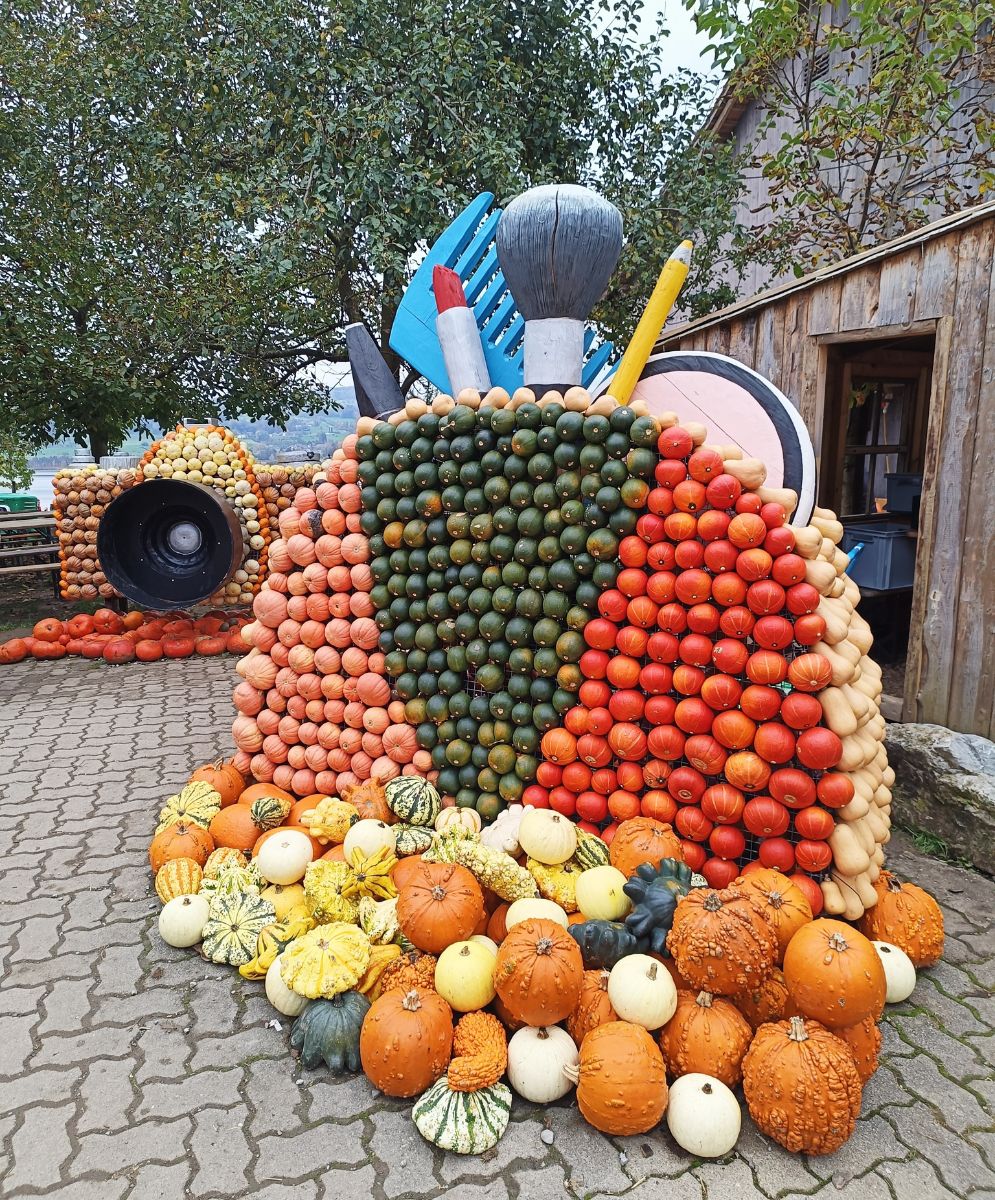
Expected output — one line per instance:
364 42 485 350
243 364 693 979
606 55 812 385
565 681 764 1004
819 333 936 716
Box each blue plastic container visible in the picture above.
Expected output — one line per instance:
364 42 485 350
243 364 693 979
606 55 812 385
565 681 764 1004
840 522 916 590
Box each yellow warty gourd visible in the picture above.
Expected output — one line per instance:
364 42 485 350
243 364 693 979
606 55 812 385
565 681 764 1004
279 922 371 999
423 833 539 901
303 861 360 924
355 943 403 999
299 797 359 845
358 897 400 945
343 845 398 901
527 858 582 912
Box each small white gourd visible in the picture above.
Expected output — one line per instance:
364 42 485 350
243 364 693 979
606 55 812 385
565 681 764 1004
265 955 309 1017
158 894 210 947
478 804 532 856
517 809 578 865
505 897 569 930
469 934 499 956
255 829 314 885
873 941 917 1003
607 953 678 1030
666 1073 741 1157
507 1026 579 1102
343 819 396 860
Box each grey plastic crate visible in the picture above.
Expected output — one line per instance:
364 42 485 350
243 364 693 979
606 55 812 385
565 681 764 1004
841 522 916 590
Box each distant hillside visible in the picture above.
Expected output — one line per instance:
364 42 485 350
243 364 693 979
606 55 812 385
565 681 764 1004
29 386 359 467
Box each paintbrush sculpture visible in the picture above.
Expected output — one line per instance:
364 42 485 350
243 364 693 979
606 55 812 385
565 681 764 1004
495 184 623 393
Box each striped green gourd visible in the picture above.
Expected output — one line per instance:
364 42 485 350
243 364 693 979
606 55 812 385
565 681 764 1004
385 777 441 827
412 1078 512 1154
573 828 610 870
202 891 275 966
393 823 435 856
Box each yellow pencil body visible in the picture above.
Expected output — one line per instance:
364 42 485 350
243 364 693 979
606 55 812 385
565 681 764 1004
607 239 693 404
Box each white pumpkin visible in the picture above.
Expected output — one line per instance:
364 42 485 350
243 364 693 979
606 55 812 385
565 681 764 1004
255 829 314 885
507 1026 578 1102
666 1073 741 1157
575 865 631 921
469 934 499 956
435 807 482 835
265 955 309 1016
517 809 577 865
479 803 532 855
505 897 569 930
343 819 396 860
434 940 497 1011
158 894 210 947
608 954 677 1030
873 940 917 1003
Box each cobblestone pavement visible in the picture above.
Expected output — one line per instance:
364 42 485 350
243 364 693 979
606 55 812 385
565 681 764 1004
1 656 993 1200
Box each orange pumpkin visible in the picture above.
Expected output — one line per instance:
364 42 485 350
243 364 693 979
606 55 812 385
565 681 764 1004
486 902 510 943
493 918 583 1026
782 919 886 1029
742 1016 862 1155
396 862 484 954
360 986 453 1097
340 776 394 824
391 854 425 890
857 871 944 967
734 868 812 960
238 782 296 806
149 822 214 874
570 1021 668 1135
834 1015 881 1082
189 758 245 807
732 966 789 1030
658 989 753 1086
608 817 684 878
209 799 289 853
566 969 617 1046
667 887 778 995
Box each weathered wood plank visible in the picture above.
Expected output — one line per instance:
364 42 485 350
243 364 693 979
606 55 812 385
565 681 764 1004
912 231 957 321
778 293 808 407
799 330 826 463
948 229 995 735
875 248 919 326
754 304 785 385
727 314 758 370
914 221 992 729
807 278 842 335
838 265 881 332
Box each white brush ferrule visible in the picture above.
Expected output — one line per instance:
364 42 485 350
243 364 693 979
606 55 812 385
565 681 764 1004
524 318 584 388
436 307 491 394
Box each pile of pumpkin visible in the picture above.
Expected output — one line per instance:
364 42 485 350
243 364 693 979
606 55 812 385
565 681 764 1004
151 764 943 1159
139 425 271 606
0 608 250 665
53 464 142 600
231 433 431 800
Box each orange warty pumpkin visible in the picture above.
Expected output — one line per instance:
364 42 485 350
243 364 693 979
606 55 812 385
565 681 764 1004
359 986 453 1097
667 886 777 995
340 776 394 824
567 969 618 1047
608 817 684 878
494 918 584 1026
658 989 753 1086
189 758 245 807
238 782 295 807
782 918 886 1029
149 822 214 874
834 1015 881 1083
732 966 789 1030
396 862 484 954
734 868 813 960
569 1021 668 1135
390 854 426 891
486 902 510 943
742 1016 862 1155
857 871 944 967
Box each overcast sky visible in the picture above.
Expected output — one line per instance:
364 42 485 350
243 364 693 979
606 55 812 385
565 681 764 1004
642 0 715 71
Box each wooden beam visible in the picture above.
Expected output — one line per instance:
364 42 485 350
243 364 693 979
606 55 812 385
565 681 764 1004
813 319 938 345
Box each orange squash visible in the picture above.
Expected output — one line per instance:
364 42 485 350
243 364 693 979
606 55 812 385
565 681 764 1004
189 758 245 807
834 1015 881 1082
857 871 944 967
360 986 453 1097
658 989 753 1086
493 918 583 1026
396 862 484 954
566 969 617 1046
238 782 295 807
149 822 214 874
667 886 778 996
732 967 789 1030
734 868 812 960
569 1021 668 1135
782 919 886 1029
608 817 683 878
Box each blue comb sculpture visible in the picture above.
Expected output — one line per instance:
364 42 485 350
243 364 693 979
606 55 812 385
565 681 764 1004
389 193 615 396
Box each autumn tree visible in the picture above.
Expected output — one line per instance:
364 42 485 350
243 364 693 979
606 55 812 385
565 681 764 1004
1 0 748 458
690 0 995 273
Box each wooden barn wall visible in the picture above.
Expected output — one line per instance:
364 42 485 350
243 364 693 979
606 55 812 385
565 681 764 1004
664 218 995 738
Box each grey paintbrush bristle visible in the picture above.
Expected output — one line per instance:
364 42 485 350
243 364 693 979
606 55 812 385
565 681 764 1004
496 184 623 322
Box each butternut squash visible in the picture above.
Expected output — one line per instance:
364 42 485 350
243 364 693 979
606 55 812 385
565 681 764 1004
629 398 651 418
863 808 889 843
843 579 861 606
388 409 408 426
828 577 848 598
850 816 876 856
838 733 876 772
805 560 839 595
587 396 618 418
819 688 859 737
872 785 891 809
842 684 872 724
684 421 708 446
724 457 767 489
851 672 880 700
830 872 868 921
868 861 880 883
832 548 851 575
820 878 847 916
851 871 879 910
849 624 874 655
818 538 837 561
812 510 845 544
793 526 823 559
871 845 885 867
817 600 852 646
356 417 380 436
882 766 895 789
829 824 870 876
757 485 798 515
837 796 870 822
717 444 743 460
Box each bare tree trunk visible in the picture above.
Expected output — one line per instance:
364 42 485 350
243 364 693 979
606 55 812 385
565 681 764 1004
86 429 110 462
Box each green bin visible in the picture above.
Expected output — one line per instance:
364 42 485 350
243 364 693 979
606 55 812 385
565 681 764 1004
0 493 40 513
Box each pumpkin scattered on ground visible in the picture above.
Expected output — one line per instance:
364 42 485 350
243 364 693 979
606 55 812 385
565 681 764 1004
360 986 454 1098
567 1020 669 1135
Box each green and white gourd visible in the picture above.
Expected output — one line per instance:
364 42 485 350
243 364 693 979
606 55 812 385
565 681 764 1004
385 777 441 827
412 1078 512 1155
573 829 611 870
393 823 436 856
201 891 275 965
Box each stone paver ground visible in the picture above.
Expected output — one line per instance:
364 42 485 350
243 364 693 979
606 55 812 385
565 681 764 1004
1 656 993 1200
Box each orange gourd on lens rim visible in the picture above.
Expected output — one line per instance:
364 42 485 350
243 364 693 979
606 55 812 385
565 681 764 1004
493 918 584 1026
608 816 684 877
658 988 753 1086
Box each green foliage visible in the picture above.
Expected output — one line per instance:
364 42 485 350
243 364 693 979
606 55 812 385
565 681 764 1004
0 431 33 493
688 0 995 273
1 0 748 457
